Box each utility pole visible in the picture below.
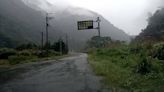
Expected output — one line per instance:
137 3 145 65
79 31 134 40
97 17 101 37
45 13 54 55
46 13 49 54
41 32 44 52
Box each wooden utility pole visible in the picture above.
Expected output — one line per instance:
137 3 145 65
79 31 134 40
45 13 54 55
41 32 44 51
46 13 49 54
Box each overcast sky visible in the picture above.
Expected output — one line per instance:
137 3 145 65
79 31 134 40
46 0 164 35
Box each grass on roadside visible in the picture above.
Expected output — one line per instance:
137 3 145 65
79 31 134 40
0 48 69 66
88 44 164 92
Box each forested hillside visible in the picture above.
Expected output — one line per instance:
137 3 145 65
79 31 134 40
0 0 45 47
135 8 164 42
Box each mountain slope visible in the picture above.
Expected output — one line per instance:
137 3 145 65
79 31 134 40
0 0 130 50
0 0 45 47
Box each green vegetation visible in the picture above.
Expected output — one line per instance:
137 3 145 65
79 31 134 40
0 40 69 66
88 43 164 92
87 8 164 92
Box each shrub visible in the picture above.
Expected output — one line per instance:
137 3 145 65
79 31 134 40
130 44 144 54
49 50 60 56
8 55 29 65
35 50 47 58
137 57 152 75
152 43 164 60
0 48 17 59
16 43 38 50
18 50 31 56
52 40 68 54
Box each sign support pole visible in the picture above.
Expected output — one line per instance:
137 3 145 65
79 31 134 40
97 17 101 37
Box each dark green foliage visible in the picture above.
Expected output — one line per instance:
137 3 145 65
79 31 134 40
152 43 164 60
18 50 32 56
36 50 48 58
137 56 151 75
16 43 38 50
43 42 51 50
130 45 143 54
36 50 61 58
51 40 68 54
135 8 164 42
8 55 30 65
0 48 16 59
48 50 61 56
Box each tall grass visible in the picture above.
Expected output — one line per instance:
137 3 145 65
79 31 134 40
0 48 64 65
88 43 164 92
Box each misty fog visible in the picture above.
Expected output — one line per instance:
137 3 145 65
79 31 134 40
33 0 164 35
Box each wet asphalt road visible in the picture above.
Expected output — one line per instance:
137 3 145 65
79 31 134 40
0 53 105 92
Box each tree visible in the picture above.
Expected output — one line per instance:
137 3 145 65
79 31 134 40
52 40 68 54
135 8 164 42
16 43 38 50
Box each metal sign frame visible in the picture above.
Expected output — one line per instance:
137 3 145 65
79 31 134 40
77 20 94 30
77 17 101 37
